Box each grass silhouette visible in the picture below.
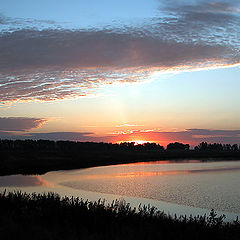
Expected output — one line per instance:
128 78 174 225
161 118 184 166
0 191 240 240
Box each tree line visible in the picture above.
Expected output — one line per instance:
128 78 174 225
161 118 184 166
0 139 239 152
1 139 240 176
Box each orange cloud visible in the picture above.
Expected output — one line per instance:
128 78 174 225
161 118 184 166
106 129 240 147
1 129 240 148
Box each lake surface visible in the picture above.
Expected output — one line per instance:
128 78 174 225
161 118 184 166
1 160 240 220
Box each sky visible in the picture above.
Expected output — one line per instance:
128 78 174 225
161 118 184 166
0 0 240 147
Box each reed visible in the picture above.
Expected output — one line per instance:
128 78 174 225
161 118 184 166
0 191 240 239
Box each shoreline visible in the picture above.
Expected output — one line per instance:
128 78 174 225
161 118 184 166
1 151 240 176
1 140 240 176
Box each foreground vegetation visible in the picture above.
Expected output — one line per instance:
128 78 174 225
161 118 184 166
1 140 240 176
0 191 240 240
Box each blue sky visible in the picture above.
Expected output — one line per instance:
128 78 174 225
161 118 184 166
1 0 159 28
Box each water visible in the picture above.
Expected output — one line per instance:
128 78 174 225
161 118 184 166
1 160 240 220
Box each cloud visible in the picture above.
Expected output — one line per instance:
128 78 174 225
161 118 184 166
1 28 236 72
158 0 240 45
0 129 240 147
0 13 58 31
105 128 240 146
24 132 96 141
0 1 239 103
0 131 105 142
162 1 240 14
0 29 238 103
0 117 47 131
187 128 240 136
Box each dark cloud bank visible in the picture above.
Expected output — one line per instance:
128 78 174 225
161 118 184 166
0 117 47 131
0 0 239 103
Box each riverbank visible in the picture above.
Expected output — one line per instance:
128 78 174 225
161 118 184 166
1 147 240 176
1 191 240 240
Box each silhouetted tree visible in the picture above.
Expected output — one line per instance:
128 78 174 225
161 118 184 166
231 144 239 151
167 142 190 150
195 142 239 152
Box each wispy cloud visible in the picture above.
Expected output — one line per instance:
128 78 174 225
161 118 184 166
0 0 239 103
0 13 59 31
0 117 47 131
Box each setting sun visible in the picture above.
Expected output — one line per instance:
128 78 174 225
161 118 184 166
116 140 151 145
133 140 149 145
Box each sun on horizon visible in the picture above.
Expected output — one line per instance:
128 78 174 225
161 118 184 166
116 140 152 145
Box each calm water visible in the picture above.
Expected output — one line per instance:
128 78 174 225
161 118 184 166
1 160 240 220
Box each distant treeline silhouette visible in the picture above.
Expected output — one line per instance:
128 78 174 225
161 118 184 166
0 139 239 151
195 142 239 151
0 139 164 151
0 191 240 240
0 139 240 176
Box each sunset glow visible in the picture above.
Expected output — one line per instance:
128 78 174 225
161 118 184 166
1 2 240 239
116 140 151 145
0 0 239 146
133 140 150 145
